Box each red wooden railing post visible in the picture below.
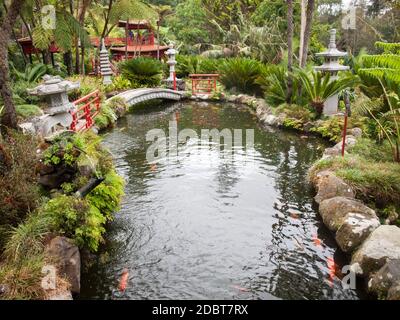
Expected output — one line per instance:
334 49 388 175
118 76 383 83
341 92 351 157
173 72 177 91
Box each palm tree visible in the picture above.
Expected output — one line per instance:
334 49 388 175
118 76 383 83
300 0 315 68
152 5 172 60
0 0 26 134
286 0 294 103
297 70 358 117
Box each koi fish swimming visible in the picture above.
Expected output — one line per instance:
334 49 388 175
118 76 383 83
312 234 323 247
118 268 129 292
327 257 338 287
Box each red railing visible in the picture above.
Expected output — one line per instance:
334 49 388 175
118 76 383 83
189 74 219 95
70 90 101 132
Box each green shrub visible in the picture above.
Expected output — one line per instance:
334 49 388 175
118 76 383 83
43 136 81 167
219 58 263 95
94 103 117 130
67 76 105 101
107 97 128 117
86 170 125 221
107 75 134 92
39 195 106 252
310 116 344 142
119 57 162 87
15 104 42 119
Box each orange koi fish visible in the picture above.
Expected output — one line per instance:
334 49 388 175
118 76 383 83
327 257 337 287
312 234 322 247
232 285 250 292
118 268 129 292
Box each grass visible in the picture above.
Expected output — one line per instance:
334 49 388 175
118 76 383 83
15 104 42 119
0 211 54 300
0 253 47 300
310 138 400 205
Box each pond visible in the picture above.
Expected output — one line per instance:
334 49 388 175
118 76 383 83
80 101 363 300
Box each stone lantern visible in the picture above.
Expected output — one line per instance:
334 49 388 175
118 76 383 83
99 39 113 85
26 75 80 136
314 29 349 115
164 43 185 90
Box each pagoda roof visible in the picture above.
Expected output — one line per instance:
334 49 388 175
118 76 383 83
111 44 169 53
118 20 153 30
316 47 348 57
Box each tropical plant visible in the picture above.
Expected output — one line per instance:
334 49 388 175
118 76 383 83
11 63 47 83
356 85 400 162
256 65 304 106
119 57 163 87
297 70 358 117
219 58 262 95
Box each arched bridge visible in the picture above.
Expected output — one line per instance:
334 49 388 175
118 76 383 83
109 88 186 107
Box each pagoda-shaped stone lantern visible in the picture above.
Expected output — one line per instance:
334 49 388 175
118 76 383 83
99 39 113 85
27 75 80 136
164 43 185 90
314 29 349 115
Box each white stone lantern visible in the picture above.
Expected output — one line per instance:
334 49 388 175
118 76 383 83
99 39 113 85
26 75 80 136
166 42 177 82
164 42 184 90
314 29 349 115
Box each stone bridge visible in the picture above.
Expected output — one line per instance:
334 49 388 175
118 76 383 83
109 88 186 107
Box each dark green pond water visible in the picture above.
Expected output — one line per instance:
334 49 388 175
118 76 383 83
80 101 362 300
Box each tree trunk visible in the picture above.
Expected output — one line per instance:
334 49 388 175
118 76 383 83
300 0 315 68
125 19 129 60
101 0 113 41
64 51 73 75
156 20 160 60
78 0 91 74
286 0 294 104
299 0 307 65
0 0 26 135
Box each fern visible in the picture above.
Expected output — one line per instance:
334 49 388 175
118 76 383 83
375 42 400 54
32 25 52 51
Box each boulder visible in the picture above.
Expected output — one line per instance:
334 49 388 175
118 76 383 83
48 291 73 300
46 236 81 294
387 282 400 300
322 146 342 158
319 196 376 231
351 225 400 276
333 135 357 150
336 212 380 252
348 127 362 138
262 114 279 126
255 99 270 111
314 171 354 204
368 259 400 297
227 95 238 103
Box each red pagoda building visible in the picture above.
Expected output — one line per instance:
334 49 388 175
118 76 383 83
109 20 169 60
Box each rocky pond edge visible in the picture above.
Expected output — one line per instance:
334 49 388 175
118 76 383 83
202 93 400 300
